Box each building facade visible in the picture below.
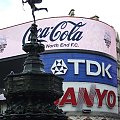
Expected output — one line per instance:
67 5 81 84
0 16 120 120
116 32 120 114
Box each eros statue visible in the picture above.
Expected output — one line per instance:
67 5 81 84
22 0 48 23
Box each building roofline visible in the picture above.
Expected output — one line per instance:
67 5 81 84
0 16 115 31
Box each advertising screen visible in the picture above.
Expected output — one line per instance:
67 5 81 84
0 16 117 59
0 16 117 114
41 51 118 113
41 52 117 87
55 82 118 113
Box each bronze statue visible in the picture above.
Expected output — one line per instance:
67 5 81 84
22 0 48 23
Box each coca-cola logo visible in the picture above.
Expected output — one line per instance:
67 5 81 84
37 21 86 41
23 21 86 44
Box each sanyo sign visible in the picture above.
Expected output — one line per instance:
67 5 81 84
54 82 118 113
41 52 118 113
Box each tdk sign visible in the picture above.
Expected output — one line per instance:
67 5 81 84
41 53 117 87
51 59 68 75
51 59 112 79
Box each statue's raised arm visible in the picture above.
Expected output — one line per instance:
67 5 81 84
22 0 48 23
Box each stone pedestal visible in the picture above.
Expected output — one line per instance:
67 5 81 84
3 24 68 120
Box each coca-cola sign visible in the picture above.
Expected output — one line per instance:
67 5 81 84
35 17 116 59
0 17 116 59
37 21 86 41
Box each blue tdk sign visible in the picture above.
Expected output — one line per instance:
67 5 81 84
41 52 117 87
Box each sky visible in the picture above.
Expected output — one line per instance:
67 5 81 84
0 0 120 34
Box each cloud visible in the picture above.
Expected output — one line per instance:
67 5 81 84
0 0 32 28
0 0 120 34
0 0 11 11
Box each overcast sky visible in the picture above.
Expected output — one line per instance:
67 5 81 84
0 0 120 34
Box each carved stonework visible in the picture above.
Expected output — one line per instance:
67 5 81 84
4 71 67 119
3 16 67 120
67 115 120 120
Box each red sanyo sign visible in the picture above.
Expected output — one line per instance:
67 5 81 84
54 82 118 113
55 87 116 108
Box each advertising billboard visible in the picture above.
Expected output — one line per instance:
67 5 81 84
0 16 117 59
55 82 118 113
0 16 117 114
41 52 117 87
40 51 118 113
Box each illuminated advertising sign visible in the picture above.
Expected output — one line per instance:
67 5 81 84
0 16 117 114
41 52 117 87
55 82 118 113
40 51 118 113
0 16 116 59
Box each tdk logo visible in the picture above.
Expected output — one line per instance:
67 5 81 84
51 59 112 78
51 59 68 75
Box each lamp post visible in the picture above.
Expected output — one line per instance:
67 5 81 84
3 1 68 120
